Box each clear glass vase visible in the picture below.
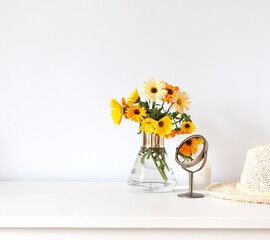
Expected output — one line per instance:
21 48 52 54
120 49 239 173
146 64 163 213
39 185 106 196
128 132 177 192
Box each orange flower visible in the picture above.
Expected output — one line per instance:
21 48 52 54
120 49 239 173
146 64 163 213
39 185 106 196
126 104 147 122
121 97 127 108
124 112 128 119
162 83 179 103
165 129 181 139
180 138 198 156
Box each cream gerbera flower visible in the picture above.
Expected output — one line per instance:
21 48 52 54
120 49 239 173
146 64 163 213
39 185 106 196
142 78 167 101
171 91 191 113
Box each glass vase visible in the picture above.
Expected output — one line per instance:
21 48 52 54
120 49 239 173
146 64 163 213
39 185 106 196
128 132 177 192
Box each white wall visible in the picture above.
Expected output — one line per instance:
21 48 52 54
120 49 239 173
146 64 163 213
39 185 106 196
0 0 269 183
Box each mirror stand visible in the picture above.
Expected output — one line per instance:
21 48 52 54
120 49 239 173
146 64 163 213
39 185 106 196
177 172 204 198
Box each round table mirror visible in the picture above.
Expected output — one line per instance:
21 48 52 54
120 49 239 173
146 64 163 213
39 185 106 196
175 134 208 198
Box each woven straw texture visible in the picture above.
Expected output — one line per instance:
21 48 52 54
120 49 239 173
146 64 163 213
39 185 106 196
206 181 270 204
240 144 270 193
206 143 270 204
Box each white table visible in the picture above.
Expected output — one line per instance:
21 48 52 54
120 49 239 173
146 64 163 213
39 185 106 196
0 182 269 240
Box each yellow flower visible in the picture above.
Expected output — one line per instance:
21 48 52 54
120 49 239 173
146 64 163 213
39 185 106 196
180 138 198 156
196 137 204 145
180 121 196 134
110 99 124 125
171 91 191 113
127 89 140 106
126 104 147 122
142 78 167 101
154 116 173 137
140 118 157 134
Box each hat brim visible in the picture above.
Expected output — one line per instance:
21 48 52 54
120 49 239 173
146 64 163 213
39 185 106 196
206 181 270 204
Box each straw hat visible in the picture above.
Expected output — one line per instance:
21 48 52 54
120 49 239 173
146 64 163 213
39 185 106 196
206 143 270 204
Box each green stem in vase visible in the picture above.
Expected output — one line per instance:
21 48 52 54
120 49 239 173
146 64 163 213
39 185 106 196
154 148 169 172
146 150 151 159
141 153 147 164
140 147 150 164
150 148 168 182
151 152 168 182
159 149 170 172
139 147 169 182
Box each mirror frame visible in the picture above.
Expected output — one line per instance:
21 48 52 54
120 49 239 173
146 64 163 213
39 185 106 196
175 134 208 172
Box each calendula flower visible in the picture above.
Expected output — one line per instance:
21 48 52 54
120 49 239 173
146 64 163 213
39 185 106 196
127 89 140 106
142 78 167 101
110 99 124 125
154 116 173 137
162 83 179 103
165 129 181 139
121 97 127 108
196 137 204 145
140 118 157 134
171 91 191 113
180 138 198 156
126 104 147 122
180 121 196 134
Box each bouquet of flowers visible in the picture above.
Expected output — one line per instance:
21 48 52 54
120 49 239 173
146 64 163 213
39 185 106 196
110 78 200 182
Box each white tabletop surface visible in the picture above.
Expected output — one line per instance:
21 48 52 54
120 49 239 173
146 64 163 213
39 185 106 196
0 182 269 229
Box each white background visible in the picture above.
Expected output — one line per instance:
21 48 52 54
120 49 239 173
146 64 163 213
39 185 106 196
0 0 269 183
